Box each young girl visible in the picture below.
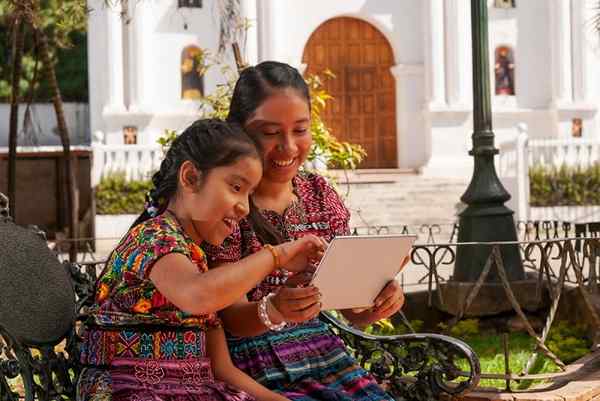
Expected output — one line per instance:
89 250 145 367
78 119 326 401
205 62 404 400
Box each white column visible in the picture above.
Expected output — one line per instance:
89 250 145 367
256 0 279 61
550 0 573 107
423 0 446 109
241 0 259 66
444 0 470 108
571 0 587 103
103 4 125 114
391 64 428 170
127 0 151 112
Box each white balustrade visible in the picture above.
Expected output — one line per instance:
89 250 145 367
498 125 600 222
92 144 163 186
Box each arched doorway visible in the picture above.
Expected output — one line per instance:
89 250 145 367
302 17 397 169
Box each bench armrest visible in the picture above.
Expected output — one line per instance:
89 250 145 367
319 311 481 400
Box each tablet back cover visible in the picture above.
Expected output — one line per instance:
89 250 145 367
311 235 416 310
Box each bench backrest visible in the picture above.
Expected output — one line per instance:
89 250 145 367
0 212 94 401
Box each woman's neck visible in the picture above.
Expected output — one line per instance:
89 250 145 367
254 178 296 214
166 199 204 244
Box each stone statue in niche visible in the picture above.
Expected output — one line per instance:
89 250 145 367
495 46 515 96
572 118 583 138
181 46 205 100
123 126 138 144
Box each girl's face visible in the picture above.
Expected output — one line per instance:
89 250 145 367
244 89 311 184
181 156 262 245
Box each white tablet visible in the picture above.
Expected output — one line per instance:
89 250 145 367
310 234 417 310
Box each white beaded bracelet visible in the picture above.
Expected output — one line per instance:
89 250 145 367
258 293 287 331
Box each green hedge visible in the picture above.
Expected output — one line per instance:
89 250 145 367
529 163 600 206
95 173 152 215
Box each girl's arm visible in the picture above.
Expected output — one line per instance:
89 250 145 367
206 327 290 401
150 235 323 316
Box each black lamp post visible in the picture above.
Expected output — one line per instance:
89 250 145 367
452 0 525 283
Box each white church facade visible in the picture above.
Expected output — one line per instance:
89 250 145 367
87 0 600 177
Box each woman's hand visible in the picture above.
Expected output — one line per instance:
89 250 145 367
365 254 409 319
269 286 321 324
344 256 409 327
370 279 405 320
276 235 327 273
343 279 405 328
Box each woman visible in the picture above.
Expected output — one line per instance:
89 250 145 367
205 62 405 400
78 119 326 401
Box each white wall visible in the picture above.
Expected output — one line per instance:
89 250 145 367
85 0 600 179
87 0 238 145
257 0 424 66
0 103 89 146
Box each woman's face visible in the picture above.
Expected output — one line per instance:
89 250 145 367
182 156 262 245
244 89 311 184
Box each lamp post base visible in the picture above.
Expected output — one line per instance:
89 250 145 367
453 203 525 282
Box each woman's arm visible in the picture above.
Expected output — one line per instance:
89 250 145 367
206 327 289 401
150 235 324 316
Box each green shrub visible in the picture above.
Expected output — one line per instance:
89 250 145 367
530 163 600 206
364 318 424 336
95 173 152 215
437 319 480 339
546 321 591 364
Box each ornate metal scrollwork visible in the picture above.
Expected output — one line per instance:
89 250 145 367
320 312 480 401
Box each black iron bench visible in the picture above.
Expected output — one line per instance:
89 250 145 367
0 200 480 401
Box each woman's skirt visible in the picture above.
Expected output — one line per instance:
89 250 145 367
227 319 393 401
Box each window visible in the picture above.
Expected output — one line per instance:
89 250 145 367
181 45 205 100
494 0 516 8
178 0 202 8
494 46 515 96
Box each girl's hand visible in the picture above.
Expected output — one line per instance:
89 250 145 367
269 286 321 323
276 235 327 273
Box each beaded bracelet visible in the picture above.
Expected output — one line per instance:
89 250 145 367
258 293 286 331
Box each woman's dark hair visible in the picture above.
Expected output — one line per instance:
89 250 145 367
228 61 310 126
227 61 310 245
131 118 261 228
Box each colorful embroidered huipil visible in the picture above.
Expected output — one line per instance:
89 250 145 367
78 213 254 401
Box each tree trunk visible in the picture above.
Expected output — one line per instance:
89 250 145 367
30 7 79 261
8 15 25 220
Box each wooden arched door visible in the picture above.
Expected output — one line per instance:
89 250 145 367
302 17 397 169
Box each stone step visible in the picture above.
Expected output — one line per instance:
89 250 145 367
333 173 468 230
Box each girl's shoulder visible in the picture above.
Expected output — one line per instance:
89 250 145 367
115 214 190 257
